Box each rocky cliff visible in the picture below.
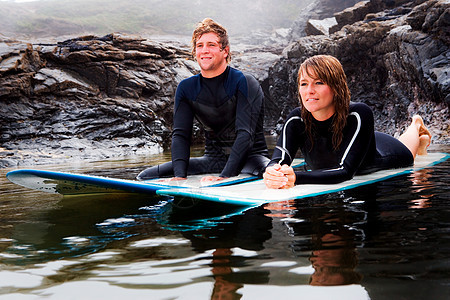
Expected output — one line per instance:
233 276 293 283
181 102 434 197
0 0 448 168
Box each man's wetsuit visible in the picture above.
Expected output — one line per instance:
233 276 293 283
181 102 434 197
270 102 414 184
137 66 269 180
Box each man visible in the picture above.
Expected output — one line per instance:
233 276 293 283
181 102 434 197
137 18 269 182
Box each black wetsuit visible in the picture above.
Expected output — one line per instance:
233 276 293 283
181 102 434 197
137 66 269 180
270 102 414 184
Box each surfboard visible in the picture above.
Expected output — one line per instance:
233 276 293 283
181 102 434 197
157 152 449 206
6 159 305 195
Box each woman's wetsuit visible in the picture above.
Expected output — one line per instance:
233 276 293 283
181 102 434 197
137 66 269 180
270 102 414 184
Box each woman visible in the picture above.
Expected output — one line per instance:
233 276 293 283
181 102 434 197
263 55 431 189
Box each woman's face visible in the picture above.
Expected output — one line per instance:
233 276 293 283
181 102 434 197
299 68 335 121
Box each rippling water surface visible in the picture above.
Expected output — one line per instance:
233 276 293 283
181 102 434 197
1 145 449 299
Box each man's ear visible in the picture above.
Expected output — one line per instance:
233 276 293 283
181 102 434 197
223 46 230 59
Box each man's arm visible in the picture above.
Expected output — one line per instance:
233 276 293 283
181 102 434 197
171 82 194 178
220 74 263 177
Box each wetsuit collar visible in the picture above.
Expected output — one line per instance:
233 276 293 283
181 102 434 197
201 66 230 80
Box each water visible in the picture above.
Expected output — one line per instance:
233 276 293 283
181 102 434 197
0 145 449 299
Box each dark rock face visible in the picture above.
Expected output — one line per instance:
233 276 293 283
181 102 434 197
268 0 449 143
0 33 198 167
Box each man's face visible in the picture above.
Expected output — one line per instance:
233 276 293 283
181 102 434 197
195 32 229 78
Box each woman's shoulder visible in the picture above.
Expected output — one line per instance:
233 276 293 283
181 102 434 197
348 102 374 122
282 108 304 129
349 102 373 115
286 107 302 119
349 102 372 112
288 107 302 115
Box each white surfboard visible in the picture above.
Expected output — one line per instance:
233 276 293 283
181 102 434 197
157 152 449 206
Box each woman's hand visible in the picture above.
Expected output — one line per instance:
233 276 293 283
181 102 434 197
263 164 296 189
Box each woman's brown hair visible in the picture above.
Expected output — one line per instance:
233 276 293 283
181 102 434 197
297 55 351 150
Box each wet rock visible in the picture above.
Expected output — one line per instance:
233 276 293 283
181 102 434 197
33 68 98 95
331 0 374 33
0 33 196 167
289 0 363 40
306 17 338 35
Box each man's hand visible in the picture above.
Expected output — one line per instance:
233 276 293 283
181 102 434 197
200 176 226 182
263 164 296 189
158 177 187 182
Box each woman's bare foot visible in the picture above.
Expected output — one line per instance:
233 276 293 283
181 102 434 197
412 115 432 155
417 134 430 155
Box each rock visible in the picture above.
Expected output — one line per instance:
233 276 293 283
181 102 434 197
0 33 196 167
33 68 98 95
289 0 363 41
306 17 338 35
331 0 373 33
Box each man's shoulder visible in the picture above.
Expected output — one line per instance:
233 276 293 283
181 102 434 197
176 73 202 101
179 73 201 86
180 73 200 84
227 66 258 83
228 66 244 77
228 67 261 97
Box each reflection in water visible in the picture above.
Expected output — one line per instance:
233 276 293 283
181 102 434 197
180 205 272 298
4 193 160 264
309 232 362 286
267 193 367 287
150 198 254 231
0 150 449 299
3 191 259 265
210 248 244 300
408 168 434 209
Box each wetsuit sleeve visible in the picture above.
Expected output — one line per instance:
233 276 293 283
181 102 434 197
269 108 303 166
171 81 194 178
220 75 263 177
295 103 374 184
